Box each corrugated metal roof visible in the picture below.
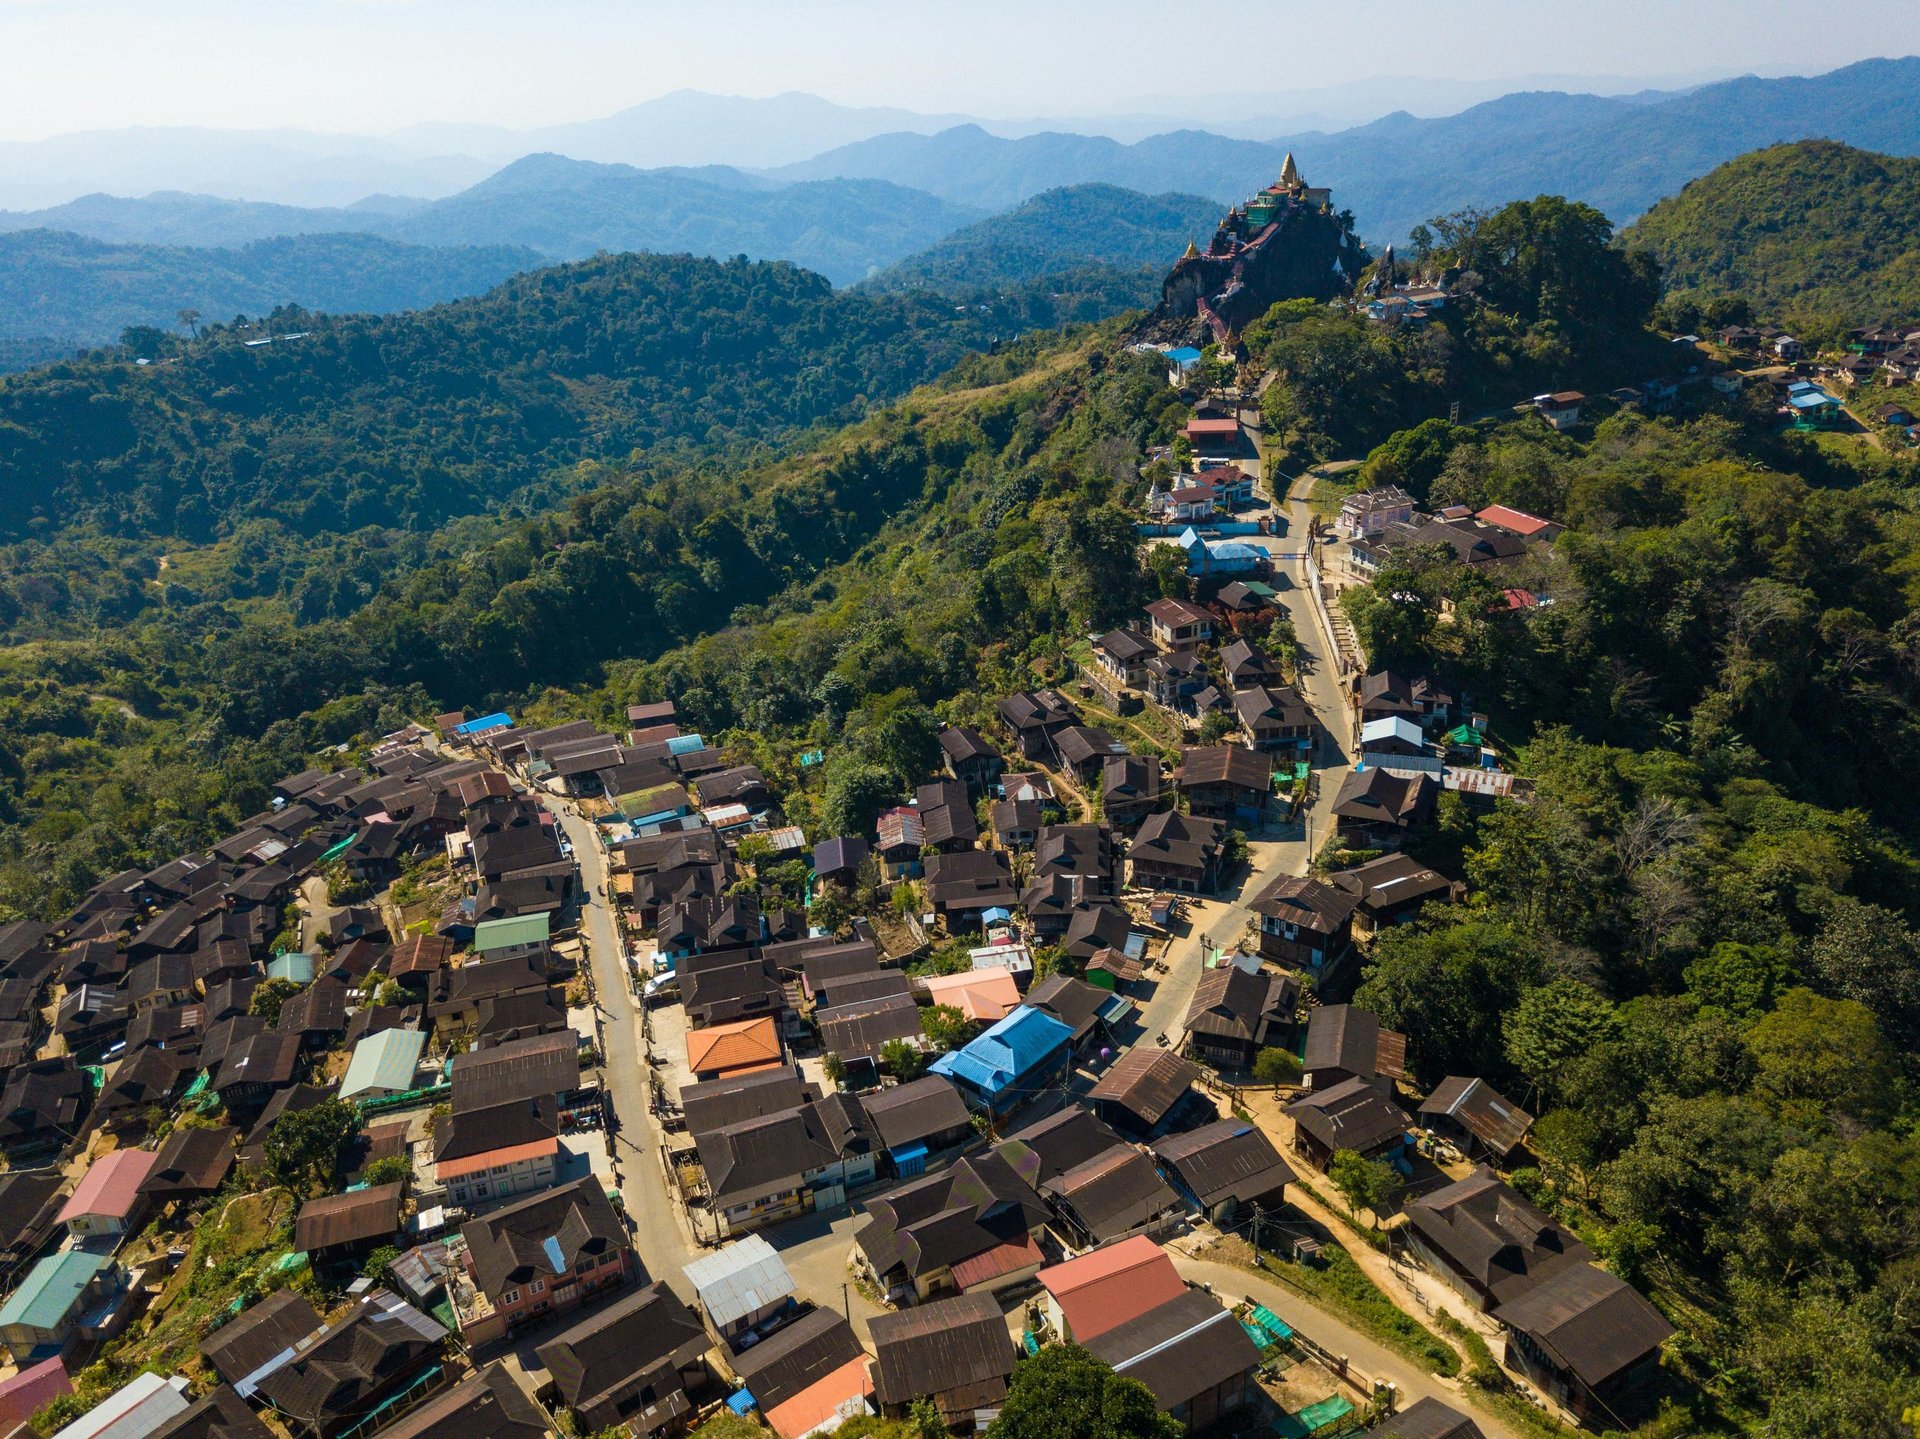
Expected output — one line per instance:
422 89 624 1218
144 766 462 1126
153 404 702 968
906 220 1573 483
58 1147 157 1222
473 914 549 953
0 1249 113 1331
684 1234 795 1327
340 1028 426 1100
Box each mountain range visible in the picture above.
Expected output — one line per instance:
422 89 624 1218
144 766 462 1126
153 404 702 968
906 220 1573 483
777 57 1920 241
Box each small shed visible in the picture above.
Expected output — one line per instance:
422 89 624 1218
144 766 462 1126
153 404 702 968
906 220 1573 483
340 1028 426 1102
684 1234 796 1341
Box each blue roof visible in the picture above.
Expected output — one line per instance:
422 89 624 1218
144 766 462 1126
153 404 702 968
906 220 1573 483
1210 542 1264 560
981 907 1012 924
665 734 707 755
727 1390 757 1416
454 712 512 736
929 1005 1073 1096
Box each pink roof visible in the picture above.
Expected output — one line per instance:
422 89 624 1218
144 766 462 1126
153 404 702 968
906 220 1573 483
920 970 1022 1022
1039 1235 1187 1341
1476 504 1554 537
58 1147 159 1223
949 1232 1045 1290
435 1136 559 1180
0 1357 70 1427
762 1356 874 1439
1186 417 1240 437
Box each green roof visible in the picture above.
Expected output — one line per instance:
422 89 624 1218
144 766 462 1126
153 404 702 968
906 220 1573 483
266 953 316 984
0 1249 112 1332
473 913 549 953
319 832 359 863
340 1027 427 1100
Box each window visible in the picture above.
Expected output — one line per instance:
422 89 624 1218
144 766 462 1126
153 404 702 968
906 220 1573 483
530 1279 546 1295
502 1289 520 1305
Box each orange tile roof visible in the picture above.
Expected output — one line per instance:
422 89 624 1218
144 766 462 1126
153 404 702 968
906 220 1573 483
434 1136 559 1181
920 969 1022 1022
762 1356 874 1439
686 1016 783 1077
1039 1234 1186 1341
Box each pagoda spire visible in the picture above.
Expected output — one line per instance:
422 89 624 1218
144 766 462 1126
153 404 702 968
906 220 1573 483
1278 151 1300 189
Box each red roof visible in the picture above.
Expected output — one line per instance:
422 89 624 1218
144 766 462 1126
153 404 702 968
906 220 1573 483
435 1136 559 1181
59 1146 159 1222
0 1357 69 1427
1475 504 1555 538
1185 418 1241 438
762 1356 873 1439
949 1232 1045 1290
1038 1235 1186 1341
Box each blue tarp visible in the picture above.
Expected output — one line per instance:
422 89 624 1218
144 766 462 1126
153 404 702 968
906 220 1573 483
727 1389 756 1415
454 711 511 736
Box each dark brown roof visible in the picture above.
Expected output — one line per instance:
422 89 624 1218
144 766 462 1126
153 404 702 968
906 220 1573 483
1368 1397 1488 1439
459 1178 627 1297
377 1365 551 1439
1491 1264 1675 1388
855 1153 1048 1283
859 1076 971 1153
994 1108 1125 1189
1151 1119 1295 1210
252 1289 446 1429
294 1181 403 1251
1087 1049 1199 1130
1041 1146 1182 1241
1084 1288 1260 1412
150 1384 276 1439
201 1288 326 1384
1175 746 1271 791
140 1125 239 1197
1404 1168 1590 1309
1286 1077 1408 1154
536 1282 708 1414
1249 874 1359 934
694 1103 845 1208
450 1030 580 1112
868 1290 1015 1407
1183 965 1296 1044
434 1096 557 1164
391 935 455 978
817 993 924 1061
729 1307 865 1413
1418 1077 1533 1155
679 1065 815 1134
216 1031 303 1095
1303 1005 1406 1082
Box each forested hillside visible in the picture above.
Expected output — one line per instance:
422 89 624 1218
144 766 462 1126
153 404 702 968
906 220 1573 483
1627 140 1920 325
864 183 1219 295
0 249 1039 551
0 228 544 361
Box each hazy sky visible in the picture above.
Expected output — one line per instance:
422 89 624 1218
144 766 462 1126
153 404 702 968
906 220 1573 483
2 0 1919 140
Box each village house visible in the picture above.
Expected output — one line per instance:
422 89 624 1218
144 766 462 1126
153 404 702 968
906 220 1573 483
1493 1265 1675 1423
61 1151 157 1244
1336 485 1415 538
922 850 1019 928
1233 684 1314 754
246 1289 447 1439
1477 504 1564 543
694 1097 874 1237
1144 598 1213 652
1085 1286 1261 1429
1086 1047 1201 1138
914 779 979 853
1249 873 1358 973
857 1076 974 1178
853 1152 1050 1305
1182 964 1297 1070
867 1291 1017 1433
1101 754 1163 829
1088 628 1156 700
0 1251 126 1362
685 1235 796 1344
1140 648 1208 709
990 797 1041 850
1175 745 1272 823
1417 1077 1534 1160
996 691 1076 760
1285 1076 1409 1171
726 1308 872 1439
929 1006 1074 1118
1332 766 1438 847
873 808 926 881
1040 1145 1184 1251
374 1366 552 1439
433 1096 561 1207
294 1183 403 1269
536 1282 711 1437
1330 852 1461 939
455 1179 637 1345
1152 1118 1296 1226
1403 1168 1589 1312
1533 392 1584 431
1302 1004 1407 1094
936 726 1004 801
1128 810 1226 894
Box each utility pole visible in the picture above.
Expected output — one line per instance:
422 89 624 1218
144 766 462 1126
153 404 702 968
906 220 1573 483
1251 1203 1265 1268
842 1283 852 1322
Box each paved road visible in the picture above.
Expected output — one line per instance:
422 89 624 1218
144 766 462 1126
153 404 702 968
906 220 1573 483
542 801 706 1297
1139 457 1354 1052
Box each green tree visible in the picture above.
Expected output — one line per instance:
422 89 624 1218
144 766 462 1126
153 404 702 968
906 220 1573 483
249 976 303 1023
1503 980 1617 1105
1196 709 1236 745
919 1003 977 1052
820 761 900 839
1252 1047 1301 1086
361 1244 400 1283
821 1052 846 1088
362 1155 411 1187
880 1039 926 1081
986 1345 1181 1439
1683 941 1792 1021
263 1096 359 1197
1355 914 1538 1086
1328 1149 1401 1221
1747 988 1900 1124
